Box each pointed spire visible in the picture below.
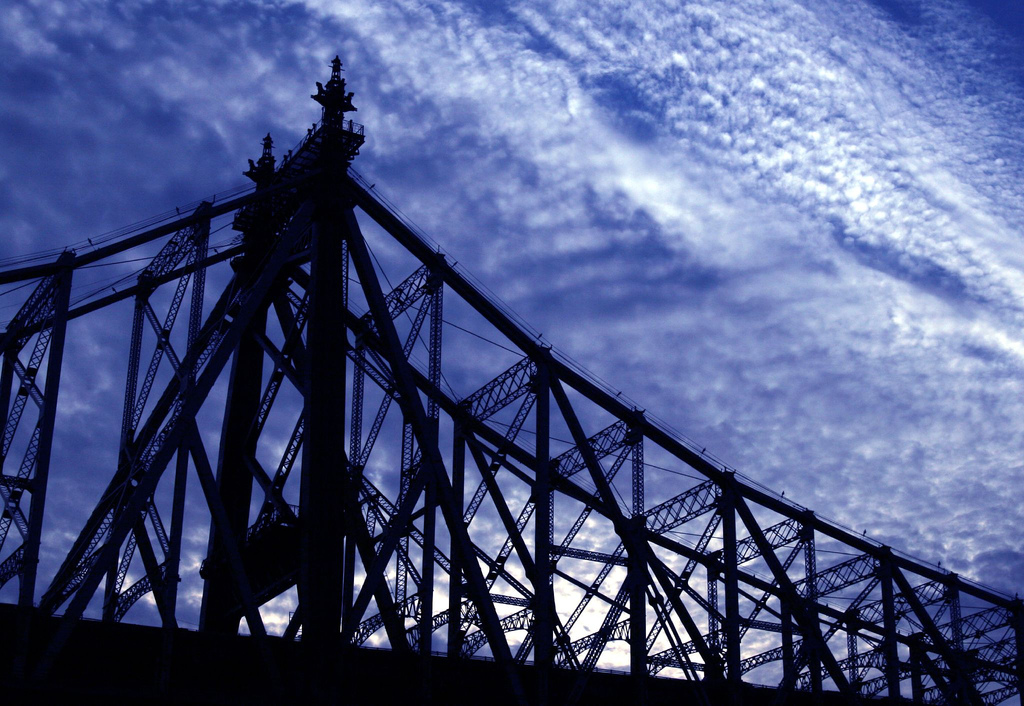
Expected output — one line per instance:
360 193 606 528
329 55 343 86
312 55 357 125
307 56 365 165
243 133 276 185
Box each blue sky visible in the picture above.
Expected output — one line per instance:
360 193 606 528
2 0 1024 612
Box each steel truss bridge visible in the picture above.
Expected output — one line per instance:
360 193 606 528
0 58 1020 705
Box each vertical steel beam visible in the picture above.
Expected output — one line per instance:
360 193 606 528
419 479 437 646
420 287 440 700
879 556 901 700
781 599 795 686
0 352 13 440
161 213 207 684
946 576 965 700
104 295 146 620
628 520 648 705
349 344 364 464
419 460 437 701
0 349 13 587
1013 601 1024 702
199 254 267 632
342 474 358 636
397 423 414 610
910 643 924 704
159 445 189 691
947 576 963 651
708 566 720 651
448 423 466 658
12 255 72 679
4 344 22 680
341 460 358 636
340 240 357 638
18 253 72 608
426 276 443 422
534 364 553 705
720 486 741 695
345 337 363 634
628 429 647 703
120 296 146 451
846 622 857 688
803 522 823 701
631 429 644 516
299 187 348 698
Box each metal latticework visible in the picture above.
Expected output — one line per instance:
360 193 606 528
0 59 1020 705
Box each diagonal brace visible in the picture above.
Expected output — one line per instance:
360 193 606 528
343 203 528 706
729 482 862 704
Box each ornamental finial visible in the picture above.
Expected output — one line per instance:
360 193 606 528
244 133 275 184
312 56 356 120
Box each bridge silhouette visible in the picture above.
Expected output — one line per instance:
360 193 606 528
0 58 1019 704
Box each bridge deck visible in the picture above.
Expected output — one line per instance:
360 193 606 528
0 604 878 704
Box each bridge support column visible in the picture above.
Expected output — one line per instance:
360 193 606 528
534 363 553 706
419 275 443 702
1014 601 1024 704
448 424 466 658
628 431 647 705
18 254 72 611
910 642 924 704
419 462 437 701
628 523 648 706
13 254 73 678
879 556 901 700
199 256 266 633
0 353 13 448
802 523 823 702
781 598 794 686
720 486 741 702
299 189 349 699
